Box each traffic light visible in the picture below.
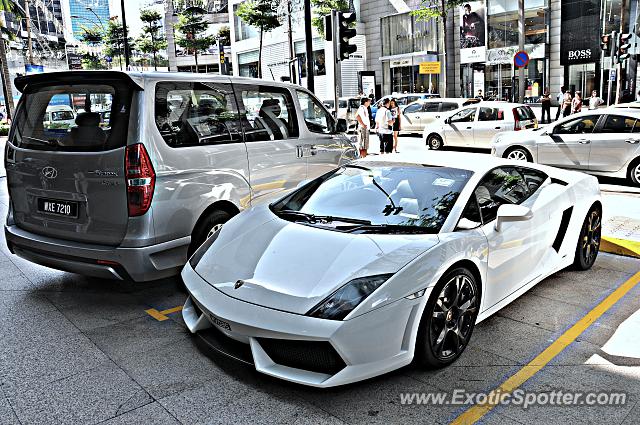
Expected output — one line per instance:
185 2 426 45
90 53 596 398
338 12 357 61
600 33 612 51
618 33 632 62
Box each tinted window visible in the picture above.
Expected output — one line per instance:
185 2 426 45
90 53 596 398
404 103 422 113
297 90 335 134
478 107 504 121
423 103 440 112
236 85 299 142
600 115 636 133
13 83 132 152
271 162 474 233
515 107 535 120
440 102 459 112
459 193 482 227
155 82 242 147
450 107 476 123
555 116 598 135
475 167 547 223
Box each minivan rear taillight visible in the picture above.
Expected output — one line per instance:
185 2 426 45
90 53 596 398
125 143 155 217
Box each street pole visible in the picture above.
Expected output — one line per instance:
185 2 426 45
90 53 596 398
332 10 340 116
121 0 130 70
287 0 296 84
25 0 33 65
303 0 314 92
517 0 525 103
615 0 629 103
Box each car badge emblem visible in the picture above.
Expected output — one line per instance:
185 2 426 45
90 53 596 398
234 280 245 289
42 166 58 179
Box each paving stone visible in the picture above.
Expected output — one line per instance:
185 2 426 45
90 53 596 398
101 402 180 425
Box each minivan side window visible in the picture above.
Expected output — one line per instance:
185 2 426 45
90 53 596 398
154 82 243 147
440 102 459 112
297 90 335 134
474 167 547 223
403 103 422 113
236 85 299 142
450 107 476 123
423 103 440 112
478 107 504 121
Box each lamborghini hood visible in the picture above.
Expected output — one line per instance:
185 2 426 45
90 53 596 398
192 206 439 315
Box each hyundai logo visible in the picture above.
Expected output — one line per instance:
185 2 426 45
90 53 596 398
42 166 58 179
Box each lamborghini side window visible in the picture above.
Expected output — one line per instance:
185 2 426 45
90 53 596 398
458 193 483 229
474 167 546 223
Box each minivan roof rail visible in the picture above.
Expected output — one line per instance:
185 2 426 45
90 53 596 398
15 70 144 93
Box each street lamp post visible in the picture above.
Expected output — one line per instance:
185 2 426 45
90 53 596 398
120 0 130 70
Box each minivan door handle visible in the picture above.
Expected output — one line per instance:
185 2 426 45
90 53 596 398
578 139 591 144
309 145 318 156
625 138 640 144
295 145 304 158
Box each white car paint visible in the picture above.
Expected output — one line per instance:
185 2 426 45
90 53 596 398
400 98 480 133
491 108 640 181
182 151 601 387
422 102 537 149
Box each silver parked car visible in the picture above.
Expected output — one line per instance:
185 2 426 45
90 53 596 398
5 71 355 281
491 108 640 185
400 97 480 133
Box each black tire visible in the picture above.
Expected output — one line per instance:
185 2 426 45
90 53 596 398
628 158 640 186
573 205 601 271
187 209 232 258
504 147 532 162
427 134 443 150
414 267 480 368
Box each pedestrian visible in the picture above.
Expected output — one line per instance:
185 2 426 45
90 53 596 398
389 98 401 153
562 89 572 117
375 98 394 155
368 88 376 104
355 97 371 158
476 89 484 100
555 86 566 120
541 88 551 124
587 90 604 110
571 91 582 114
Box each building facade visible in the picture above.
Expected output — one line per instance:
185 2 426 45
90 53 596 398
67 0 111 38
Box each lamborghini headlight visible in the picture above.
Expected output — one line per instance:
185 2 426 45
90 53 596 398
306 274 393 320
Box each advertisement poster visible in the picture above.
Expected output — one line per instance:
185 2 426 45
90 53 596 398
459 1 486 64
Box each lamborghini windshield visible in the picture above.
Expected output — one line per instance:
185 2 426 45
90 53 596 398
271 162 473 233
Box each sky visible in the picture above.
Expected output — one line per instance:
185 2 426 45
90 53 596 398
110 0 164 38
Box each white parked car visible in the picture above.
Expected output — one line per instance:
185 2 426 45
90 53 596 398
423 102 538 150
401 98 480 133
182 151 601 387
491 108 640 185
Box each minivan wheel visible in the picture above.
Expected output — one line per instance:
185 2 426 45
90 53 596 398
427 135 443 150
188 210 232 258
414 267 480 368
628 159 640 186
504 147 531 162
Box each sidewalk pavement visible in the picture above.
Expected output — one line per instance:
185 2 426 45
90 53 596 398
601 191 640 258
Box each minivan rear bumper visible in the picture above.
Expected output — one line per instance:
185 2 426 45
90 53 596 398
5 224 190 282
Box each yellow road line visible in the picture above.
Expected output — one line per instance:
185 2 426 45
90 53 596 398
145 306 183 321
452 269 640 425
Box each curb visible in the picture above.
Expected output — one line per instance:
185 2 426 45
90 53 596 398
601 236 640 259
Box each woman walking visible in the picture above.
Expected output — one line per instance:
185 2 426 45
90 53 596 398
541 88 551 124
389 99 401 153
571 91 582 114
562 90 573 117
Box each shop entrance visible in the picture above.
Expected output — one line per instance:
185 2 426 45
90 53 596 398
567 63 596 99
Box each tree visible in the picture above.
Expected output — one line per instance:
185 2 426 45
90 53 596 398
104 19 134 70
139 9 164 70
78 25 105 70
216 25 231 47
310 0 348 37
236 0 280 78
412 0 466 95
0 0 24 119
174 7 216 73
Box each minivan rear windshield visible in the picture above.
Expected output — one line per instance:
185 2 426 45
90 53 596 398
12 82 133 151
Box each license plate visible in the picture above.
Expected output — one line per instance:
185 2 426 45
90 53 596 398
37 198 78 218
208 313 231 331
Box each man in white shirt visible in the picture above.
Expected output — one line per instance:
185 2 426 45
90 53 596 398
356 97 371 157
375 98 395 154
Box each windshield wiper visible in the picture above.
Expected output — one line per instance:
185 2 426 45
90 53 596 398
339 223 436 234
275 209 371 225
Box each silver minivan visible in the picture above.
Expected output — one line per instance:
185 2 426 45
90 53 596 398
5 71 356 281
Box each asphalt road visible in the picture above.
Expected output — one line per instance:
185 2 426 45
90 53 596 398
1 137 640 424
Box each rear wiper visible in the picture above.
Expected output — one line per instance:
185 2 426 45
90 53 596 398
339 223 436 234
23 136 58 146
275 209 371 225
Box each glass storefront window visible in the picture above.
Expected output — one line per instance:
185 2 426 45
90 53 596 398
568 63 596 99
487 9 547 49
381 13 438 56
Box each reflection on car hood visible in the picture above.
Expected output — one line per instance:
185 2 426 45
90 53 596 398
194 206 439 314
